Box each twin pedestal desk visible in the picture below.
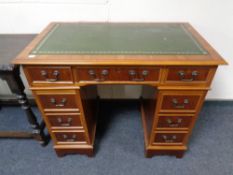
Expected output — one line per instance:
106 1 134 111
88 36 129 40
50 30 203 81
13 23 227 158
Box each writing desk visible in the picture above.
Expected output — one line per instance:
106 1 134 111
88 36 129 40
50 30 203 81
13 23 227 158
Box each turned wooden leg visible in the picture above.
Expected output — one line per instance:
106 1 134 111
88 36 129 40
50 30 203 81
0 65 49 146
16 93 48 146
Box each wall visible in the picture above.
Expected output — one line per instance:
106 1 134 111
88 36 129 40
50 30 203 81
0 0 232 99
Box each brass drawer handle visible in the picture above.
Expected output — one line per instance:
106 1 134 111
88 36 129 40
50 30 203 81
128 70 149 81
88 69 109 81
129 70 137 78
88 69 96 78
62 134 77 142
99 69 109 81
172 98 189 109
162 135 177 143
40 70 60 82
101 69 109 76
57 117 72 126
50 98 67 107
178 70 199 82
166 118 183 127
142 70 149 76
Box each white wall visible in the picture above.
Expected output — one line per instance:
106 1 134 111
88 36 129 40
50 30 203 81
0 0 232 99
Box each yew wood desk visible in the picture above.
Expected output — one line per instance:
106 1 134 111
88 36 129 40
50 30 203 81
13 23 227 158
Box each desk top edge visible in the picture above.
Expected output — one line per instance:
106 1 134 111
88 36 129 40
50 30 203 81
12 22 228 66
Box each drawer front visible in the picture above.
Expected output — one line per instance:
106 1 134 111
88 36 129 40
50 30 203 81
53 131 87 144
153 132 187 145
75 67 114 81
157 114 193 129
158 91 206 113
162 95 200 110
128 67 160 82
46 113 83 129
24 66 73 85
37 94 80 111
164 66 215 85
75 67 160 82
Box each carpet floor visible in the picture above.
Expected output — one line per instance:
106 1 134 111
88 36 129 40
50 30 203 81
0 101 232 175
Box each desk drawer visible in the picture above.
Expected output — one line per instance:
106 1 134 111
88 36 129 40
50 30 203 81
156 114 193 129
158 91 206 113
24 66 73 86
162 95 199 111
45 113 83 129
75 67 160 82
34 90 80 112
164 66 216 85
53 131 87 144
153 132 187 145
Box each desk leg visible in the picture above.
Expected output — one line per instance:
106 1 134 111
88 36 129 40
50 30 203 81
0 65 48 146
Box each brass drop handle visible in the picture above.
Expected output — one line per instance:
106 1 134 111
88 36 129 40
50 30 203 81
129 70 137 77
128 70 149 81
178 70 199 82
139 70 149 81
88 69 109 81
50 98 67 107
100 69 109 81
101 69 109 76
128 69 139 81
40 70 60 82
142 70 149 76
88 69 96 79
62 134 68 139
162 135 177 143
177 118 182 123
172 98 189 109
166 119 172 124
57 117 72 126
63 134 76 142
166 118 183 127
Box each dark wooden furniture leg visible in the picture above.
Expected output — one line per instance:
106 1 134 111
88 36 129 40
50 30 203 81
0 64 48 146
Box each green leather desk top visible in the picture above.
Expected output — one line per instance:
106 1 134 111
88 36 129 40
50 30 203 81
30 23 208 55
